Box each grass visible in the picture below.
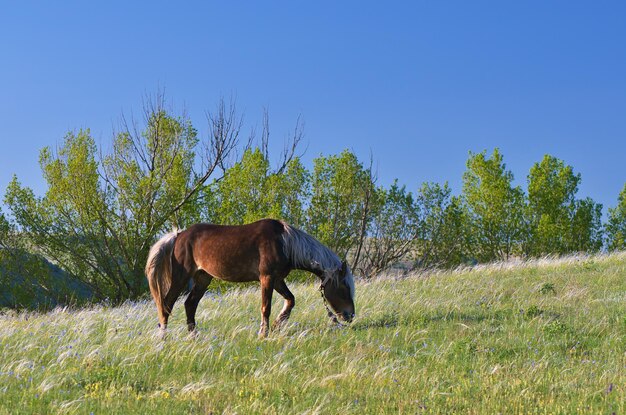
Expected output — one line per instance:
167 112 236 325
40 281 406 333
1 253 625 414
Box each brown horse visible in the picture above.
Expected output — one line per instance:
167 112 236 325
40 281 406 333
145 219 355 337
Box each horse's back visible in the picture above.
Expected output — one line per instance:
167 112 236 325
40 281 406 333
183 219 285 245
174 219 288 282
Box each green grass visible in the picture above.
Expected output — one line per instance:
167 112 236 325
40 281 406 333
1 254 625 414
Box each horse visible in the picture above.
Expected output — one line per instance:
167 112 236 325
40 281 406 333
145 218 355 337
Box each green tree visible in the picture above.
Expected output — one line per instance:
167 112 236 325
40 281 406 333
307 150 375 268
526 155 603 255
415 182 468 268
208 147 309 226
568 197 603 252
4 97 241 302
361 181 419 276
526 155 579 255
209 148 270 224
462 149 526 262
266 155 310 227
606 183 626 251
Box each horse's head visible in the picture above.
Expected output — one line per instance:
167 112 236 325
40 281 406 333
321 261 355 323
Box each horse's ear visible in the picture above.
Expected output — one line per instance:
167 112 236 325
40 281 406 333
340 260 347 276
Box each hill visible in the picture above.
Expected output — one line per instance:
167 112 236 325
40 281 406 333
0 251 93 309
0 253 624 414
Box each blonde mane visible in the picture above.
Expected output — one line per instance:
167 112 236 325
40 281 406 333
280 221 355 298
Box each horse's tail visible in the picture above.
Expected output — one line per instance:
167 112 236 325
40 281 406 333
145 231 179 326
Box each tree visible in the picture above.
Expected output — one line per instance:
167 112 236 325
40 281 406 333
207 147 309 226
568 197 603 252
205 107 308 225
265 155 310 227
4 96 242 302
526 155 579 255
307 150 376 269
361 180 419 276
526 155 602 255
606 183 626 251
209 148 271 224
414 182 468 268
462 149 526 262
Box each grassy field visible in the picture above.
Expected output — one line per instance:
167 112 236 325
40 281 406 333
1 254 624 414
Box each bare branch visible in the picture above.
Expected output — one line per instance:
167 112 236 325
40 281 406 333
204 96 244 175
261 107 270 161
155 96 244 231
276 114 305 174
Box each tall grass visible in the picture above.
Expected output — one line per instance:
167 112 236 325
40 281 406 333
1 253 624 414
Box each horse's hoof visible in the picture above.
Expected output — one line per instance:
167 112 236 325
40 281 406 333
272 318 289 331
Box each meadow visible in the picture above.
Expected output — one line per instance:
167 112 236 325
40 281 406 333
0 253 624 414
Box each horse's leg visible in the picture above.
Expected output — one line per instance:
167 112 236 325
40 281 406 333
160 271 190 331
273 279 295 329
184 271 212 332
258 274 275 338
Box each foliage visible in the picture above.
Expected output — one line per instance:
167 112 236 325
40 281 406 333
568 197 603 253
525 155 604 255
526 155 579 255
0 93 618 306
414 182 468 268
5 131 115 300
361 180 419 275
4 97 240 302
606 183 626 251
462 149 526 262
307 150 375 268
207 148 310 226
525 155 603 255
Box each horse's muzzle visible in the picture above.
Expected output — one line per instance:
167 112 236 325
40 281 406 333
341 311 355 323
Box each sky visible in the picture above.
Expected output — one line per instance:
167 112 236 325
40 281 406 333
1 1 625 213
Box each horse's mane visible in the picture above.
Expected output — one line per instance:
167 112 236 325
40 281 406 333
280 221 341 271
280 221 355 298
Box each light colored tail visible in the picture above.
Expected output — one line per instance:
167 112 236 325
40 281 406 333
145 231 179 326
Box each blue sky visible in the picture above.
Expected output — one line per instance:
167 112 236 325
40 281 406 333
1 1 625 211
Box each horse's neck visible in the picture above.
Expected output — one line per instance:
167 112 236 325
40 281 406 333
284 226 337 279
295 262 324 278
